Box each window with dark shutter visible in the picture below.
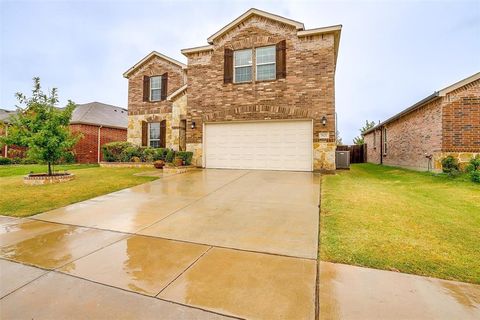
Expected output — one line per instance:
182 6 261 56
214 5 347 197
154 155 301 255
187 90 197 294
141 121 148 146
160 120 166 148
224 48 233 84
161 73 168 100
143 76 150 102
276 40 286 79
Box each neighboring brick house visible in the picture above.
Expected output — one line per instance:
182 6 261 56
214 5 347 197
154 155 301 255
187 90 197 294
123 8 341 171
0 102 127 163
70 102 128 163
0 109 26 158
363 72 480 171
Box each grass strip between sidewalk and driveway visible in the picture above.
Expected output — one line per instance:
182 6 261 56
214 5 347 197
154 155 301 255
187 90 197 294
0 166 158 217
320 163 480 284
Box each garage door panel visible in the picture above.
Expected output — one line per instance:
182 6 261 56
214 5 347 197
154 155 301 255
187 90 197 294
205 121 312 171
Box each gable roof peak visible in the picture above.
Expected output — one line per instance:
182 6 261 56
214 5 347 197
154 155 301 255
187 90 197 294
207 8 305 44
123 51 187 78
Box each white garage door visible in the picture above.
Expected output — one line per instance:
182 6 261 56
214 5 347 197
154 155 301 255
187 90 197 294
204 120 312 171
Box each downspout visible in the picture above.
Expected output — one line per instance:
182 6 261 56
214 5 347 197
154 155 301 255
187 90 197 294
97 125 103 163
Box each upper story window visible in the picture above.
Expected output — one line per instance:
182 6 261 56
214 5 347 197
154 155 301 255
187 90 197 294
234 49 253 83
224 40 286 85
256 46 276 81
143 73 168 102
150 76 162 101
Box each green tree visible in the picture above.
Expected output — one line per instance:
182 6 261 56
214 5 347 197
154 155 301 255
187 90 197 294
353 120 376 145
0 77 80 175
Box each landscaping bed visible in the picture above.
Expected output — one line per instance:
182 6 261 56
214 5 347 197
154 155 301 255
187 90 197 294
320 163 480 284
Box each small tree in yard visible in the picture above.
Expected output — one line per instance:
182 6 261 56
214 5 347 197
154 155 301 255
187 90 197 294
0 77 79 175
353 120 376 145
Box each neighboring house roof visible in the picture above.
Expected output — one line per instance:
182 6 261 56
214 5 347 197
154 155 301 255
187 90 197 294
1 103 127 129
181 8 342 65
0 109 17 124
363 72 480 135
71 102 128 129
206 8 305 44
123 51 187 78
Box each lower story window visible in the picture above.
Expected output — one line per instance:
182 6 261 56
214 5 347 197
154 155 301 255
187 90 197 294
149 122 161 148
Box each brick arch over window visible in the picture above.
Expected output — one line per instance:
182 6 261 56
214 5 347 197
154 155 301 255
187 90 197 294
202 105 313 121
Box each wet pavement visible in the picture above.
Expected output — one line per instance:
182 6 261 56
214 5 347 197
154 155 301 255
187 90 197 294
1 169 479 319
319 262 480 320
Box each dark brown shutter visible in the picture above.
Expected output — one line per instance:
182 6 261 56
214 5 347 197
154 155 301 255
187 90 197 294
276 40 286 79
161 73 168 100
143 76 150 102
224 48 233 84
160 120 166 148
141 121 148 146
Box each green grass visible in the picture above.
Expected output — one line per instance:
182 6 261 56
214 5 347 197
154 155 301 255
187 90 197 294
0 163 98 177
0 166 158 217
320 163 480 284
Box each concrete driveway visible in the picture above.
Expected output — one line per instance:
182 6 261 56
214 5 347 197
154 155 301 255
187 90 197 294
2 169 478 319
0 169 320 319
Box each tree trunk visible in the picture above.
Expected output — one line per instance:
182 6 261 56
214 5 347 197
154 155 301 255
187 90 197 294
48 162 52 176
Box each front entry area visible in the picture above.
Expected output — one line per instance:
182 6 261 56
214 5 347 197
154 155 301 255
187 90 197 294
204 120 313 171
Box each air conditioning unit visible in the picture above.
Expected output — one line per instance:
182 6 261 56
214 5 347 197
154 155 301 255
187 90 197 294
336 151 350 169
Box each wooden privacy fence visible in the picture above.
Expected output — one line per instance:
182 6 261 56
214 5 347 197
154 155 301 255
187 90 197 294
337 144 366 163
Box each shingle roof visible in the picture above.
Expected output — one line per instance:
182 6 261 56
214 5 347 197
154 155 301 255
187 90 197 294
363 71 480 135
0 109 17 124
1 102 127 129
71 102 128 129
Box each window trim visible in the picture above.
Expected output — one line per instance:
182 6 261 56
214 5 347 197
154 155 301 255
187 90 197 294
148 122 161 148
373 131 376 149
233 49 253 84
149 76 162 102
255 45 276 81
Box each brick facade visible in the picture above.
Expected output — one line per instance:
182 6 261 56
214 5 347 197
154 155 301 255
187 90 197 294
70 124 127 163
364 78 480 171
125 10 340 171
442 81 480 152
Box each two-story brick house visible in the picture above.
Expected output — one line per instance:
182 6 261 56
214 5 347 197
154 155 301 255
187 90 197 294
123 8 341 171
363 72 480 171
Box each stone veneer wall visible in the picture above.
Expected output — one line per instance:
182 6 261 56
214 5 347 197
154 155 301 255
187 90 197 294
183 15 337 171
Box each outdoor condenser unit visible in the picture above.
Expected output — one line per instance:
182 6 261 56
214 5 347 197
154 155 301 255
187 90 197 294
335 151 350 169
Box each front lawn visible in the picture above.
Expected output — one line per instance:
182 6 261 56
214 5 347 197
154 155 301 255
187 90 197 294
0 166 158 217
320 163 480 284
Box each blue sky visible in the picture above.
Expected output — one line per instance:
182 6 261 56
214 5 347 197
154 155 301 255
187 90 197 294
1 0 479 143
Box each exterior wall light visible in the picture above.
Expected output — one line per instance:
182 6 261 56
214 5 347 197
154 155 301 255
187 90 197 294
191 121 196 129
321 116 327 126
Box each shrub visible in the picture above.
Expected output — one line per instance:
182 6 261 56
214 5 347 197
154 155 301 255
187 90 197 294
0 157 12 165
142 147 156 162
120 145 142 162
154 148 168 161
102 141 133 162
470 170 480 183
465 155 480 173
165 149 175 163
176 151 194 165
441 156 460 176
20 158 38 164
131 156 141 163
60 151 76 164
